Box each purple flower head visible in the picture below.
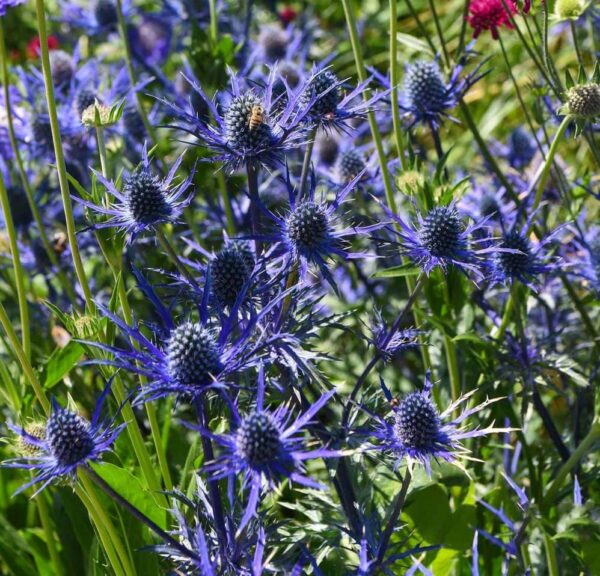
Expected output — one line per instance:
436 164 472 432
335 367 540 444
381 199 503 281
128 12 173 67
261 170 385 292
2 380 126 496
300 64 386 132
190 366 339 532
82 269 286 404
76 145 195 242
369 372 512 474
159 67 311 172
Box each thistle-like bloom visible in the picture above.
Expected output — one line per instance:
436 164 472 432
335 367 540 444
0 0 26 16
300 65 386 132
2 383 125 496
382 200 502 281
153 486 266 575
76 146 194 241
82 270 281 403
193 367 339 531
160 68 310 171
563 82 600 119
261 171 384 291
399 57 486 130
208 242 256 310
369 372 510 474
491 220 566 289
468 0 530 39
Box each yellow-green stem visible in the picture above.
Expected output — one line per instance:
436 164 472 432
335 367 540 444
389 0 407 171
0 165 30 359
34 0 95 313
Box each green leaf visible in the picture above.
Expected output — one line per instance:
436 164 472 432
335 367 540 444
396 33 433 56
90 463 167 530
43 341 84 389
371 264 421 278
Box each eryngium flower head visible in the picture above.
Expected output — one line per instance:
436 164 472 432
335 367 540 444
399 56 486 129
336 149 367 184
166 323 222 388
77 146 194 241
2 388 125 496
197 368 339 531
382 200 499 280
264 171 384 291
94 0 118 28
565 83 600 118
210 243 255 308
492 225 565 289
300 65 386 132
258 25 289 62
49 50 75 88
159 68 310 172
370 372 511 474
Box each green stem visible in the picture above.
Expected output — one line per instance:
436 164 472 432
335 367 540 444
78 475 137 576
299 127 317 196
0 21 76 305
341 0 396 213
570 21 584 69
428 0 449 67
96 126 109 179
531 116 572 217
459 101 518 203
444 334 460 404
115 0 160 152
34 0 95 313
36 495 63 576
389 0 407 171
209 0 218 44
216 170 235 237
542 421 600 508
492 284 517 339
543 531 559 576
0 299 50 414
0 164 30 359
76 487 126 576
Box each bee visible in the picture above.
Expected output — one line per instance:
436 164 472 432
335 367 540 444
389 397 400 409
51 231 68 255
247 104 265 131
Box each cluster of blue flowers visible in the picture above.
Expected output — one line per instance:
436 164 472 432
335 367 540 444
0 0 598 575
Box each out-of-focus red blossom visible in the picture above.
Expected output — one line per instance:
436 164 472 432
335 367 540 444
26 35 59 59
467 0 530 40
279 6 297 24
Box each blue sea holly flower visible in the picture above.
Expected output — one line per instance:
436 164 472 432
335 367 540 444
300 65 386 132
82 270 285 403
76 146 195 241
491 219 567 289
193 367 339 531
381 200 503 281
2 382 126 496
369 372 512 474
160 68 310 172
261 171 385 291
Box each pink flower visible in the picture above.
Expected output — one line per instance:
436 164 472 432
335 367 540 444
467 0 529 40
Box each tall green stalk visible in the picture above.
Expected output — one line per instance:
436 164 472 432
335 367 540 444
33 0 95 313
0 165 30 359
341 0 396 213
389 0 407 171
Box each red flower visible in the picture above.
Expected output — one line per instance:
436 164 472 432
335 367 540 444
467 0 528 40
26 35 59 59
279 6 297 25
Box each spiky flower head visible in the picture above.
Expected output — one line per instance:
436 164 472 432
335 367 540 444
166 322 222 389
286 201 331 255
258 25 289 62
224 93 273 153
94 0 118 28
76 146 194 241
565 83 600 119
336 149 367 184
210 243 254 308
496 231 531 278
49 50 75 88
370 372 511 474
76 88 99 116
404 61 448 115
2 388 125 496
380 200 502 281
301 70 341 117
196 368 339 532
